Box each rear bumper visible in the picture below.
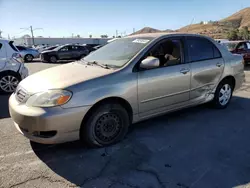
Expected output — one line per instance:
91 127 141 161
9 94 92 144
234 72 245 91
19 65 29 79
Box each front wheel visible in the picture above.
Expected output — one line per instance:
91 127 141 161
49 56 57 63
212 81 233 109
81 103 130 147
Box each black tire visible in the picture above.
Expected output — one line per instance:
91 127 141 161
212 80 233 109
81 103 130 147
49 56 57 63
24 54 34 62
0 72 21 94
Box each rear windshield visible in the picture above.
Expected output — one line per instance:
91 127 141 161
9 41 18 52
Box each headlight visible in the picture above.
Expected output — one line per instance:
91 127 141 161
26 90 72 107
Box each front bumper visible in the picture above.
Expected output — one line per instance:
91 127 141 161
9 94 91 144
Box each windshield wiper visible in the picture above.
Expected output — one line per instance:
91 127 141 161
86 61 111 69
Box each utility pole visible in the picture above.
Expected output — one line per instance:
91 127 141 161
133 28 135 33
186 18 195 32
20 26 43 46
116 30 118 38
0 30 2 38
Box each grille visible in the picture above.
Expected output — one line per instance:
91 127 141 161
15 88 27 103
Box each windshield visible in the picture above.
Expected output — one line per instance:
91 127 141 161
221 42 238 51
83 37 153 68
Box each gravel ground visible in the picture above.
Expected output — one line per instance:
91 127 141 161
1 61 250 188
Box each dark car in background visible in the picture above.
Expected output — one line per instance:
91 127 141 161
40 44 90 63
222 41 250 65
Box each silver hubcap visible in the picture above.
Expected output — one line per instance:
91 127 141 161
219 84 232 106
0 75 19 93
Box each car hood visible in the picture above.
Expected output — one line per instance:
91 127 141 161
41 49 57 54
19 61 114 94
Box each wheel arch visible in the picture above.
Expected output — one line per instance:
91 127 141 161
220 75 236 90
80 96 133 133
0 70 21 79
25 54 34 58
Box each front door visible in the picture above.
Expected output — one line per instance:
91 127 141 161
137 38 191 116
186 36 224 100
58 45 73 60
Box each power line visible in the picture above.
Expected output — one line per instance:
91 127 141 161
20 26 43 45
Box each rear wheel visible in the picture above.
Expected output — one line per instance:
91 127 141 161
24 54 34 62
212 80 233 109
0 72 21 94
81 103 130 147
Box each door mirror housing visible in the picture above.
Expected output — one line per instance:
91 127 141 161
140 56 160 69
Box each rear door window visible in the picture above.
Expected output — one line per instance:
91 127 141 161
187 37 221 62
8 41 18 52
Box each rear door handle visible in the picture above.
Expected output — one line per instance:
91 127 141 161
180 68 190 74
216 63 222 67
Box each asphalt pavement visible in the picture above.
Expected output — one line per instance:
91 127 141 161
1 61 250 188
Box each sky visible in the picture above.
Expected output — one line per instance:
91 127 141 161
0 0 250 38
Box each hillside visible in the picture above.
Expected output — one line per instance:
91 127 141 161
131 7 250 38
131 27 161 35
221 7 250 28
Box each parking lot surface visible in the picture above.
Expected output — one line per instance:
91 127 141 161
1 61 250 188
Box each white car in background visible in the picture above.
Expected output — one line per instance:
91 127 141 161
0 39 29 94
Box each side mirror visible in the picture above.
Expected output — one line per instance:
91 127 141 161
140 56 160 69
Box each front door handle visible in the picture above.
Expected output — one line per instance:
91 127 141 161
180 68 190 74
216 63 222 67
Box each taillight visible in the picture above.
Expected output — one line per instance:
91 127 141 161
12 53 22 58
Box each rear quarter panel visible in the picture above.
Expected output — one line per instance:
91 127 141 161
216 44 244 91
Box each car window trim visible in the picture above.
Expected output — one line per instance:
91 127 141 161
133 36 186 72
185 36 222 63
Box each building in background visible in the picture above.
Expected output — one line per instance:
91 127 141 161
13 37 111 47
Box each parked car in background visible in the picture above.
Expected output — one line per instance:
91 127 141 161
16 46 40 62
93 44 104 50
9 33 244 147
0 40 28 93
40 44 90 63
221 41 250 65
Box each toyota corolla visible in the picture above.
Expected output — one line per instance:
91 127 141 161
9 33 245 147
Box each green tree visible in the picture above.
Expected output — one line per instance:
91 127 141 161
100 34 108 38
227 29 240 40
239 26 250 40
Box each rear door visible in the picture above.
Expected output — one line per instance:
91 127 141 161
71 45 86 59
186 36 224 101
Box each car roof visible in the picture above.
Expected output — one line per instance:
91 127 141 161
125 32 212 39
